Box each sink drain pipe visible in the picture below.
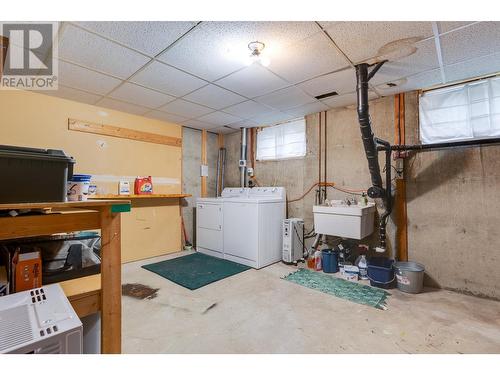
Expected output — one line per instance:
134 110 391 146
355 61 500 252
355 61 392 250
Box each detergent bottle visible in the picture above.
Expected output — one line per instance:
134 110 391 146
314 249 322 271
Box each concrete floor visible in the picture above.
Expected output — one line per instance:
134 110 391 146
122 251 500 354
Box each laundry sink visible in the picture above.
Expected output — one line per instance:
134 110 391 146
313 203 376 239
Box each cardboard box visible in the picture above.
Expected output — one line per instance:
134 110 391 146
14 251 42 292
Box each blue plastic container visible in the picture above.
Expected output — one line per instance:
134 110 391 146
322 249 339 273
367 257 395 289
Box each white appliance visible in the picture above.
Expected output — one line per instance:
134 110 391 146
282 218 304 264
196 197 224 258
313 202 376 239
223 187 286 268
0 284 82 354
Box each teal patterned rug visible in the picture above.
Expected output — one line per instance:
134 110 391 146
283 268 390 310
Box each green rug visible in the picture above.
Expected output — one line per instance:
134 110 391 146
142 252 251 290
283 268 390 310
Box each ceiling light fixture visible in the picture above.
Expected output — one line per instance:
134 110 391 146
246 41 270 67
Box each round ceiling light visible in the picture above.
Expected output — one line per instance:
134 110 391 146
246 41 270 67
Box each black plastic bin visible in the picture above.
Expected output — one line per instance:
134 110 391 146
367 257 395 289
0 145 75 203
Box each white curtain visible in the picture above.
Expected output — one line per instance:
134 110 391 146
256 118 306 160
419 76 500 144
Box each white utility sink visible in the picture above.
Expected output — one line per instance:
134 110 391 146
313 203 376 239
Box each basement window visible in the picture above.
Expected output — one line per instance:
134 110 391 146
419 75 500 144
256 118 306 161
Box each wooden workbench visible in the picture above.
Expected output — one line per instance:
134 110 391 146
0 199 131 354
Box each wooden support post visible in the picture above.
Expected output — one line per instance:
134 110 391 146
201 129 207 198
394 93 408 261
99 206 122 354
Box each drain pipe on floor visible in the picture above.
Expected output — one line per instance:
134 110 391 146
239 127 248 188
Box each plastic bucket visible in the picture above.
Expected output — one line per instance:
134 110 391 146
321 249 338 273
394 261 425 294
67 174 92 201
367 257 395 289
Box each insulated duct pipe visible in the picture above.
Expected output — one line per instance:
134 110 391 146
239 127 248 188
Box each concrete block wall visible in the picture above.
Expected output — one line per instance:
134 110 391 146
182 127 218 246
224 92 500 299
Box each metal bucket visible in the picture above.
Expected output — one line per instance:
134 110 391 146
394 261 425 294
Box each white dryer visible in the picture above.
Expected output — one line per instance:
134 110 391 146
222 187 285 269
196 197 224 258
195 188 248 258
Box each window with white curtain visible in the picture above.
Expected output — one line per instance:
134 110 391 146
256 118 306 161
419 76 500 144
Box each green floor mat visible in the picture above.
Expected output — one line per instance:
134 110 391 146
142 252 251 290
283 268 390 310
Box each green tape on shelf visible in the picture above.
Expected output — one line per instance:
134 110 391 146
111 204 131 213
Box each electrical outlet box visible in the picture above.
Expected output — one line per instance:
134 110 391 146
200 164 208 177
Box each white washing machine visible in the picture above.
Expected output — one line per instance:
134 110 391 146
223 187 285 269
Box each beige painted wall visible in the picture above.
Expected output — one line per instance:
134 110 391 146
0 89 183 262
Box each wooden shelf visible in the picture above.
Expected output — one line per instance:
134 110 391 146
0 199 131 211
90 194 191 199
58 274 102 318
59 274 101 299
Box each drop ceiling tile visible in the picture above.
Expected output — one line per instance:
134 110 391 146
250 110 295 126
183 84 246 109
321 92 376 109
216 63 289 98
267 32 349 83
438 21 476 34
131 61 207 97
145 110 188 124
59 23 150 79
368 38 439 86
158 21 319 81
197 111 242 126
58 60 122 94
75 21 197 56
255 86 316 111
298 68 356 97
285 101 329 118
159 99 214 118
222 100 273 119
324 21 434 64
375 69 442 96
38 85 102 105
182 119 217 130
445 53 500 84
97 97 150 115
210 126 240 134
440 22 500 65
227 118 260 128
108 82 175 109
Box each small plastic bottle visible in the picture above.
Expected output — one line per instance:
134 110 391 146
314 249 322 271
357 254 368 280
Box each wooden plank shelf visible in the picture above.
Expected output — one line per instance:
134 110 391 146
90 194 191 199
0 200 127 353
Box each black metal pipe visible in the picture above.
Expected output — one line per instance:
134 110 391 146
355 63 385 199
367 60 387 81
374 138 392 249
381 137 500 152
